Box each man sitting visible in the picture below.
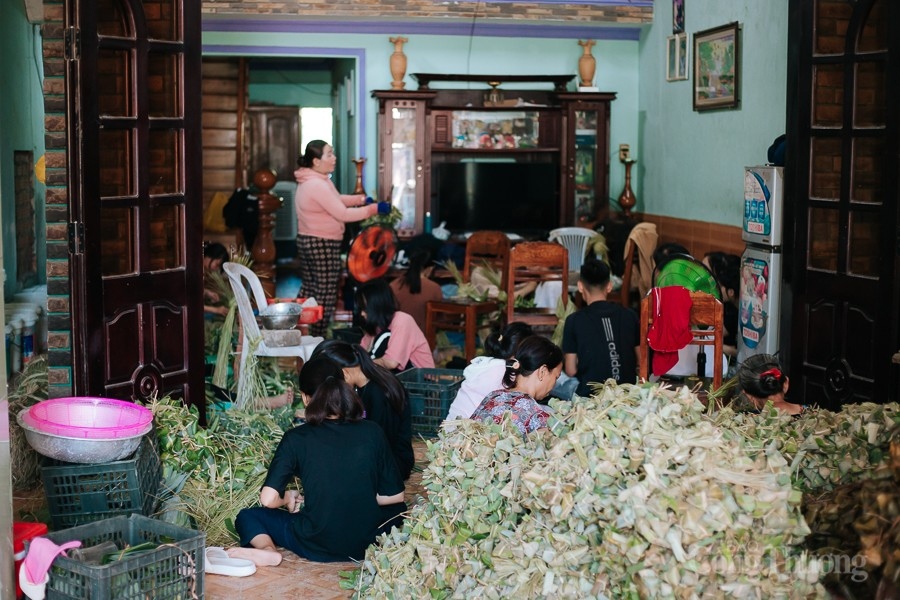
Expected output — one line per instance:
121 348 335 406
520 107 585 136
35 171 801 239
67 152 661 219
561 258 640 397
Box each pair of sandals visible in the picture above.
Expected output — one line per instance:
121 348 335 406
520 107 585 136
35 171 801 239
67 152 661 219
206 547 256 577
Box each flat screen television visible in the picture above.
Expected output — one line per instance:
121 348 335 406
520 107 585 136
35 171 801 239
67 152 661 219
435 161 559 236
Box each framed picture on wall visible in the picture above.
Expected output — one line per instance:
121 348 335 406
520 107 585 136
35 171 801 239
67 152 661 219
673 0 685 34
666 33 689 82
693 22 740 111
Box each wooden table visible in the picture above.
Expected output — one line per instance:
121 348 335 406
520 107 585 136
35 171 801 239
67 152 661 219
425 298 500 362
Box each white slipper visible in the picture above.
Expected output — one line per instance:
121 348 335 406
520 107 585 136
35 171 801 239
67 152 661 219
205 547 257 577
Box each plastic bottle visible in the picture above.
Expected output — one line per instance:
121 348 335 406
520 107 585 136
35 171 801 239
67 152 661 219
424 211 433 234
22 316 36 367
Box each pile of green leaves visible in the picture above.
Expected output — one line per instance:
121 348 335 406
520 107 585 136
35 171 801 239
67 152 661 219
713 401 900 493
347 382 825 598
150 395 294 545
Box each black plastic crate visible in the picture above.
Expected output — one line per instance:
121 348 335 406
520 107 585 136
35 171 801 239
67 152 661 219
41 433 161 529
397 368 464 437
41 514 205 600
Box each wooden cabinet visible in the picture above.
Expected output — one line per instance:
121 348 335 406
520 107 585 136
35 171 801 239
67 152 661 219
373 78 615 236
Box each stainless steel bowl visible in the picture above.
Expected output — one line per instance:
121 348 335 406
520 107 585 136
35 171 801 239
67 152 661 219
261 302 303 330
16 409 148 464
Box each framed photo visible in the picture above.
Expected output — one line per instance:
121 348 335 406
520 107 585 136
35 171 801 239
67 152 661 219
673 0 685 34
666 33 689 82
693 22 740 111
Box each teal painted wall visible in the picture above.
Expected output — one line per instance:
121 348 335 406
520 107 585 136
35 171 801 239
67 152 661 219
0 3 46 298
638 0 788 226
203 31 641 206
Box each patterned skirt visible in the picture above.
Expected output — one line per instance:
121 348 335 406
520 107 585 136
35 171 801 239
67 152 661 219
296 235 343 337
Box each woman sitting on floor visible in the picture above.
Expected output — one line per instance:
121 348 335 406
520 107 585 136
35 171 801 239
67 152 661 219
311 339 414 480
231 357 406 566
470 335 563 436
355 278 435 372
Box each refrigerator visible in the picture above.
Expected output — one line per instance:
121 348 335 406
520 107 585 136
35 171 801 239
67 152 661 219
737 166 784 363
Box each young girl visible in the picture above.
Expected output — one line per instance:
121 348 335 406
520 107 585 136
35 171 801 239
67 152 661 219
470 335 563 436
311 340 414 479
355 278 435 371
738 353 804 415
230 357 406 566
445 322 534 423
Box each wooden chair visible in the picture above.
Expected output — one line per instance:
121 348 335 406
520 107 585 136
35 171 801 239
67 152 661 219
504 241 568 328
425 231 511 361
638 289 724 389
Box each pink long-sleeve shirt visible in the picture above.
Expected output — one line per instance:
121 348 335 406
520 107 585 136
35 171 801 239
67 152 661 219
294 167 378 240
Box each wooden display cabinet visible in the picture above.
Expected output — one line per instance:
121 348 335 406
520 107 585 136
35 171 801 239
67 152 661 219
373 76 615 235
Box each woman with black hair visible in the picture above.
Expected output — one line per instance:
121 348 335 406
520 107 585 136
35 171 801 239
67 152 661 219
311 339 414 479
470 335 563 436
738 353 804 415
389 246 443 332
294 140 391 336
355 278 435 371
445 322 534 423
231 356 406 566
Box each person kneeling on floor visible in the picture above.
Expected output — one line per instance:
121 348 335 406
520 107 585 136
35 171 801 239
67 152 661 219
231 357 406 566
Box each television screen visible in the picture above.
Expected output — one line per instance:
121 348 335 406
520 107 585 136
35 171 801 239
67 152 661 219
435 161 559 235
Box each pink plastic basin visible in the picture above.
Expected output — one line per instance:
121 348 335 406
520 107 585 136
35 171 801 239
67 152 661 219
20 397 153 440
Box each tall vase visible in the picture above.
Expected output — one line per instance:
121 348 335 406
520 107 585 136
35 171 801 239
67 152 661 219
352 158 366 195
618 159 637 218
389 36 408 90
577 40 597 88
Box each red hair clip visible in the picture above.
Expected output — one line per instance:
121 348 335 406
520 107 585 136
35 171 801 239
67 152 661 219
759 367 782 380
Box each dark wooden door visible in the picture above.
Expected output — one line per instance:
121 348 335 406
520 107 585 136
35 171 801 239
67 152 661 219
247 105 301 182
67 0 205 411
785 0 899 409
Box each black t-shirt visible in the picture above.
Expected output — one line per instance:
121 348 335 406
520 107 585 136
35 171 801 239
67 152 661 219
263 420 404 561
562 300 640 396
359 382 415 480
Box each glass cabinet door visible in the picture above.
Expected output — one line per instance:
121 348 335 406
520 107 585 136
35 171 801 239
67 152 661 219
390 105 418 231
377 97 428 235
573 109 600 222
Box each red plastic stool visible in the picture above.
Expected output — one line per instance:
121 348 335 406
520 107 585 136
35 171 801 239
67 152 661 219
14 522 49 599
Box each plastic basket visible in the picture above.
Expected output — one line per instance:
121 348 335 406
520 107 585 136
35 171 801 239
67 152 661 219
40 514 205 600
41 433 161 529
397 368 464 437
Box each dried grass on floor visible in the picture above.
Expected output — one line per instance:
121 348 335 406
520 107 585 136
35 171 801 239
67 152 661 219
9 356 49 491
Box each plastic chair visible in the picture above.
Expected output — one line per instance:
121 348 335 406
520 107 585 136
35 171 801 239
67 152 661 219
504 241 569 328
638 288 724 390
549 227 596 274
425 231 510 361
223 263 323 405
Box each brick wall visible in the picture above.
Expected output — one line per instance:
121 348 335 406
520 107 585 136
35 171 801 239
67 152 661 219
42 0 71 397
14 151 36 287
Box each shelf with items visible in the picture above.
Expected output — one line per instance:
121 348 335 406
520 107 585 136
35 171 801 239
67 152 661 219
374 83 615 234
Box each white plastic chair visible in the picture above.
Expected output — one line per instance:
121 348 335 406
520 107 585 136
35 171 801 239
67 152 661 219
223 263 323 406
549 227 597 274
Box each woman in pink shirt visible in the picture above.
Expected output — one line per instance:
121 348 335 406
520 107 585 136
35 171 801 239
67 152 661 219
356 279 435 372
294 140 390 336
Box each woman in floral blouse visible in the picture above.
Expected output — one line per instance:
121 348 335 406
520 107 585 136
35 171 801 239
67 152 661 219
470 335 563 436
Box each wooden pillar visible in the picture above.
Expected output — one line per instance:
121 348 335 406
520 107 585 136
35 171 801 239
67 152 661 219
251 169 280 297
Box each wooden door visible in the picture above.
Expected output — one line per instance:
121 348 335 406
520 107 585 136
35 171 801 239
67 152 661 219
67 0 205 410
247 105 300 183
785 0 899 409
